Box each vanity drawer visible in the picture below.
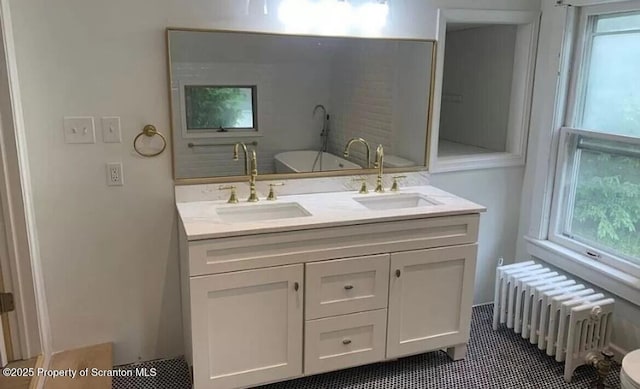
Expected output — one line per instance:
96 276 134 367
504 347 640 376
305 254 389 319
304 309 387 375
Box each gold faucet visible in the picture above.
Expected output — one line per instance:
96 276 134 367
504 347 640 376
233 142 259 202
247 150 259 202
390 175 406 192
219 185 239 204
232 142 250 175
374 144 384 193
352 178 369 194
266 182 284 200
343 137 371 168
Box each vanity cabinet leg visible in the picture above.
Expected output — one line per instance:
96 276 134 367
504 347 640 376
446 344 468 361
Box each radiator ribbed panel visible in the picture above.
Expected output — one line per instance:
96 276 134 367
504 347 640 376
493 261 615 382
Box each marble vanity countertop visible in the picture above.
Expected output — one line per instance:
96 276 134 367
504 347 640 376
177 185 486 241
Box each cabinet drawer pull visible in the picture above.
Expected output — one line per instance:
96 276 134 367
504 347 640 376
294 282 299 291
344 284 354 290
395 269 401 278
342 338 352 345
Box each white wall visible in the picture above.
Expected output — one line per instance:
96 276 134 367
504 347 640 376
8 0 541 365
430 167 525 304
440 25 517 152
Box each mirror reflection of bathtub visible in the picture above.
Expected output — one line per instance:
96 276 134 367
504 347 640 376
274 151 361 173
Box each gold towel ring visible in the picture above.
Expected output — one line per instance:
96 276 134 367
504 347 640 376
134 124 167 157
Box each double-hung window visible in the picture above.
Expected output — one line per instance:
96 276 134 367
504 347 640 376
550 2 640 277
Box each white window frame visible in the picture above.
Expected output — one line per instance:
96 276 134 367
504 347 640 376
565 0 640 128
548 127 640 278
524 0 640 307
429 9 540 172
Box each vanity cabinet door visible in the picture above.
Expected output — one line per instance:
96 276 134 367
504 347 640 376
190 264 303 389
386 244 477 359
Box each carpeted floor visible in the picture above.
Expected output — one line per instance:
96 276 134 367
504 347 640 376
113 304 621 389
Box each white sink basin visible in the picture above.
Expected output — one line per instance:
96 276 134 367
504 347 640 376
354 193 440 210
216 202 312 223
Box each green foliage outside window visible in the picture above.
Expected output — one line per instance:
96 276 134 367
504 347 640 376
570 151 640 259
185 86 254 130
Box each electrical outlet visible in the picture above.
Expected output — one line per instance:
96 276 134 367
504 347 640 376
106 162 123 186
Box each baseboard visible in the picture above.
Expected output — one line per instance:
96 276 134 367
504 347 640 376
34 354 51 389
29 354 45 389
609 343 628 363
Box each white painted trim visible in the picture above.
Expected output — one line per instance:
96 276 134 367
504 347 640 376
519 4 575 243
429 9 540 173
608 342 628 363
0 315 6 365
0 88 23 361
525 237 640 306
564 0 639 6
35 353 50 389
563 4 591 128
0 1 32 361
0 0 52 364
437 9 540 25
431 153 526 173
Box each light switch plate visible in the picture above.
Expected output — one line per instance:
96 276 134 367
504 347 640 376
64 116 95 144
102 116 122 143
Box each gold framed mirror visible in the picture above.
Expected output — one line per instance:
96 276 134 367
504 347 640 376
167 28 436 184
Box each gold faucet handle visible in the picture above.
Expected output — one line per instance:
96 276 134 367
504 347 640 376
352 178 369 194
267 182 285 201
390 175 407 192
218 185 239 204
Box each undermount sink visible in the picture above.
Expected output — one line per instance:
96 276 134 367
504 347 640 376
216 202 312 223
354 193 440 210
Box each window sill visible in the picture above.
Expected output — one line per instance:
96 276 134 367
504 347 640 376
431 152 525 173
525 236 640 306
182 131 264 140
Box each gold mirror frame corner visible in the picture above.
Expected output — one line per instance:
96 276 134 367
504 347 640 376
166 27 437 186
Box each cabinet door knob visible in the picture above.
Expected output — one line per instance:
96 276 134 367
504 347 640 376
342 338 352 345
395 269 401 278
294 282 299 291
344 284 354 290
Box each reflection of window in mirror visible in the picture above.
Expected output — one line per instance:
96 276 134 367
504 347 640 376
184 86 256 132
431 10 539 172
